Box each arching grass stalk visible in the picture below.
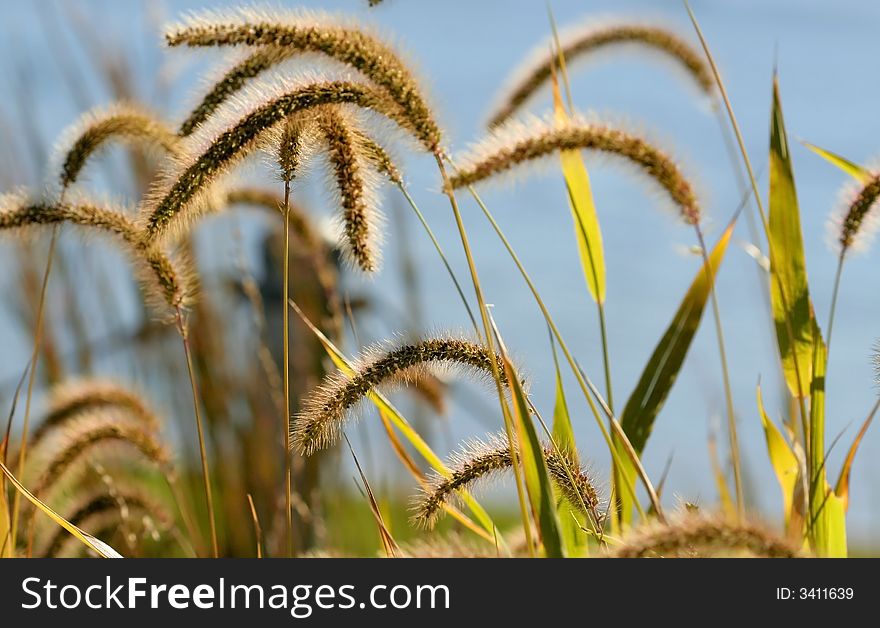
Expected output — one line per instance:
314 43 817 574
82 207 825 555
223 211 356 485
282 177 293 558
465 184 660 521
693 223 743 516
434 153 535 555
395 184 479 334
826 254 844 352
686 3 810 443
10 227 59 550
174 306 218 558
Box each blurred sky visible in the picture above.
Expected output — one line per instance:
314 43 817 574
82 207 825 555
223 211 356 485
2 0 880 541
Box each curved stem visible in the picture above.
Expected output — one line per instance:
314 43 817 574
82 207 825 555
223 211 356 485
467 184 659 521
282 179 293 558
397 184 480 335
175 306 218 558
596 301 614 413
694 224 743 517
826 253 845 353
435 153 535 555
10 226 59 553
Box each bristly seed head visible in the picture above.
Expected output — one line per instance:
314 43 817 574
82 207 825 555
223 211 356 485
0 191 195 315
450 114 701 225
165 7 442 151
293 336 507 455
609 512 802 558
488 20 714 129
54 102 180 190
834 172 880 253
138 78 412 245
413 433 601 528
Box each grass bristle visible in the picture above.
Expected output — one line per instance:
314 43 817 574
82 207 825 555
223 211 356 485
413 432 601 529
138 76 413 245
164 6 441 151
609 512 802 558
0 191 195 314
450 113 701 224
832 171 880 253
54 102 180 190
293 335 506 455
488 19 714 129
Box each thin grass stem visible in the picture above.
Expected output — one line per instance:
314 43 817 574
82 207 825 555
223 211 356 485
175 306 218 558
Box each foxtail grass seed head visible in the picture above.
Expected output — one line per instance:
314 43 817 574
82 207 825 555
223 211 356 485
40 483 173 558
831 171 880 253
0 191 195 314
488 20 714 128
314 106 383 271
139 77 411 244
31 380 159 451
609 512 802 558
180 46 293 136
450 114 701 224
413 433 600 528
29 411 171 500
54 102 180 190
294 336 506 455
165 7 442 151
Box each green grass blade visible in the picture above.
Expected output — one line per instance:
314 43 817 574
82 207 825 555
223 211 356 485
801 141 871 183
757 384 800 528
769 79 813 400
807 327 847 557
620 223 734 452
616 223 733 522
502 353 565 557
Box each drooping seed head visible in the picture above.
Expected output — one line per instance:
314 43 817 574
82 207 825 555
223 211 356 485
609 512 803 558
450 114 701 225
40 484 173 558
165 6 442 151
53 102 180 190
138 76 413 245
293 336 506 455
413 433 601 528
27 410 171 500
488 20 714 128
313 105 383 271
31 379 159 451
0 191 195 314
830 171 880 254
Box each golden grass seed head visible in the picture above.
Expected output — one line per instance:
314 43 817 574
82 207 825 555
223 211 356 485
314 105 383 272
164 6 442 151
0 191 195 314
293 336 506 455
179 46 293 137
609 512 803 558
31 379 159 451
53 102 180 190
832 171 880 253
413 433 600 528
488 19 714 129
29 411 171 500
450 114 701 224
139 77 409 245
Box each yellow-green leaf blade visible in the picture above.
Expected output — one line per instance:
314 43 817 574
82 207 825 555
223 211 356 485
502 355 565 557
769 79 813 399
620 223 734 453
802 141 871 183
553 78 606 304
835 401 878 511
616 223 733 523
757 384 799 527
